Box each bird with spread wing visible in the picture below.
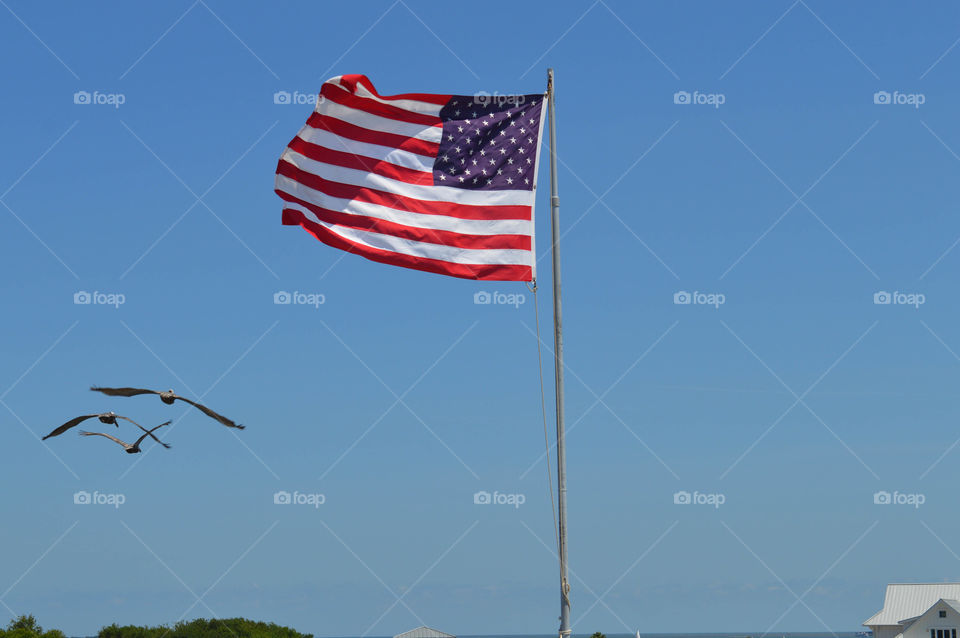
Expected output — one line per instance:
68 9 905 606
43 412 170 448
80 421 172 454
90 386 243 429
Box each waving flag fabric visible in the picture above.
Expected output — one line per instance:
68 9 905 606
275 75 546 281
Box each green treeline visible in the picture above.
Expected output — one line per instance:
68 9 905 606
2 616 311 638
0 615 66 638
98 618 312 638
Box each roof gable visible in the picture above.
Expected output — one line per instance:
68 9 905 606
865 587 960 627
900 598 960 632
393 627 455 638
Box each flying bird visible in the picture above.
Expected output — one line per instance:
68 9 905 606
43 412 170 448
90 386 243 429
79 421 172 454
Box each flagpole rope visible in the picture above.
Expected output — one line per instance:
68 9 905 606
529 279 562 567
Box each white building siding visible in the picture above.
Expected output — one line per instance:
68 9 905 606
873 626 902 638
903 601 960 638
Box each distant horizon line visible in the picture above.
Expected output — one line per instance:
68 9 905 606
303 632 866 638
69 631 868 638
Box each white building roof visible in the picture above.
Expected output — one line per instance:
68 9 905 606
393 627 455 638
865 584 960 626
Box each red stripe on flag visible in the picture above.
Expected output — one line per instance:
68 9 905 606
338 74 451 106
286 136 434 186
276 159 531 221
276 190 531 251
321 82 443 128
282 208 532 281
307 113 439 158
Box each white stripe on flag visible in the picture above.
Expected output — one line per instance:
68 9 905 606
277 176 533 236
280 149 533 207
332 76 445 116
283 201 533 266
298 126 434 173
318 100 443 143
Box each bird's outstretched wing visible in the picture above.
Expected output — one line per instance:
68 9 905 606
133 421 172 447
43 414 98 440
90 386 159 397
173 395 244 429
79 430 131 448
116 415 172 449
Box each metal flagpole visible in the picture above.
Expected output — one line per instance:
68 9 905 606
546 67 571 638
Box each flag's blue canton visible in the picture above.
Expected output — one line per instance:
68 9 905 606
433 95 544 191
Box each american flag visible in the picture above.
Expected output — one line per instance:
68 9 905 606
275 74 546 281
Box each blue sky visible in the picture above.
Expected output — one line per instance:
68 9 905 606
2 0 960 636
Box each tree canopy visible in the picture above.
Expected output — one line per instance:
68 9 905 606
98 618 312 638
1 615 65 638
1 616 310 638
